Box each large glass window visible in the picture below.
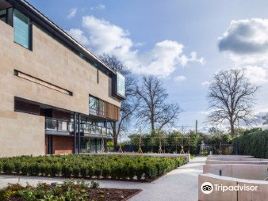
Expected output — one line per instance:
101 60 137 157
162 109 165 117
13 9 31 49
89 96 106 116
99 100 105 116
89 96 98 115
116 72 126 97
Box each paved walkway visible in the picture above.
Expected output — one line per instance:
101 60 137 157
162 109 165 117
0 157 206 201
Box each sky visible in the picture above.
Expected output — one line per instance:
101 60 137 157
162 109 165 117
28 0 268 132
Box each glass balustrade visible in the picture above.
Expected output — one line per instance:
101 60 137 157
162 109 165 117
45 117 112 137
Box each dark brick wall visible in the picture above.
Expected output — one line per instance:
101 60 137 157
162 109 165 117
53 136 74 154
45 136 74 155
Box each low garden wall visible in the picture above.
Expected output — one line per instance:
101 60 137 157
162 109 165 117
0 155 187 182
203 164 268 180
207 155 254 161
199 155 268 201
199 174 268 201
206 160 268 165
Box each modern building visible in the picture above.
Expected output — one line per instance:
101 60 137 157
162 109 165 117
0 0 125 157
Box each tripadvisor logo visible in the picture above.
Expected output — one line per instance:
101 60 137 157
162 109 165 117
201 182 213 194
201 182 258 194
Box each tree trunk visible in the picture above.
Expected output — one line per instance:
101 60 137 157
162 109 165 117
113 136 118 151
230 120 235 136
111 122 118 151
151 117 155 134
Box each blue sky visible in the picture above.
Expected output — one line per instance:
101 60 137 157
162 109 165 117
28 0 268 131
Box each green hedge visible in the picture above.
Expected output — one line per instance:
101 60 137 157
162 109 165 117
234 130 268 158
0 155 187 181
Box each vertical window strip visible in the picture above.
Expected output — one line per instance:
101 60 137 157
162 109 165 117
13 9 30 49
97 70 99 84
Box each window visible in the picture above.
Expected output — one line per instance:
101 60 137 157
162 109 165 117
13 9 31 49
99 100 105 116
116 72 126 97
89 96 98 115
0 9 7 23
97 70 99 84
89 96 105 116
108 77 112 97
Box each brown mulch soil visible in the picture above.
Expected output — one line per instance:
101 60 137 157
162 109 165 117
88 188 141 201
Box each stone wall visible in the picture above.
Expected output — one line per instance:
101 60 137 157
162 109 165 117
0 18 120 156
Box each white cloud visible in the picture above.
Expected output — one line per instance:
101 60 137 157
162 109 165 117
201 81 210 87
218 18 268 67
219 18 268 54
68 15 204 77
174 75 186 82
243 66 268 85
67 29 89 46
90 4 106 10
219 18 268 85
67 8 77 19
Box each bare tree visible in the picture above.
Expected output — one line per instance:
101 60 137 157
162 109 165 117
208 69 258 135
100 55 138 150
136 76 181 133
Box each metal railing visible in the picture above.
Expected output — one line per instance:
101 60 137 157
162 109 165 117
89 108 105 117
45 117 112 137
45 118 73 133
81 123 112 137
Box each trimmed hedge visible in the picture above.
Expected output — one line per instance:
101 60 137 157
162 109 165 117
0 155 187 181
233 129 268 158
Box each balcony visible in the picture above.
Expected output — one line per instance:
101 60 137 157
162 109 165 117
45 118 73 135
81 122 112 138
89 108 105 117
45 117 112 138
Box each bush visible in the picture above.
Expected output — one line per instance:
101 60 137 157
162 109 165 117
87 164 95 178
80 163 88 178
62 164 73 178
0 181 91 201
0 162 3 173
144 163 157 179
29 163 40 176
21 163 29 176
51 163 61 177
3 162 15 174
102 164 111 179
73 166 80 178
234 129 268 158
0 155 187 181
39 163 47 176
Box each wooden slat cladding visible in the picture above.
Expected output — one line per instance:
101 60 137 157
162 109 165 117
105 102 120 121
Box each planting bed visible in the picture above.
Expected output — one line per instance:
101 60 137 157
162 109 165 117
0 181 141 201
0 155 187 181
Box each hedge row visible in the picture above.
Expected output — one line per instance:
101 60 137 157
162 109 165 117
0 155 187 181
234 129 268 158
